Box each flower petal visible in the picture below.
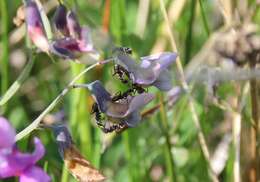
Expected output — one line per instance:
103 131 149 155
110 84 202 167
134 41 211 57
152 70 173 91
86 81 111 112
125 93 155 116
53 4 69 36
50 38 80 59
20 166 50 182
25 0 49 52
123 111 142 127
114 51 138 73
52 124 73 158
78 27 95 52
66 11 81 39
0 117 16 149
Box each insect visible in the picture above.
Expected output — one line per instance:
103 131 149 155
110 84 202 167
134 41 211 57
91 102 101 122
113 64 130 84
111 88 135 102
132 83 147 94
113 46 133 55
91 102 127 133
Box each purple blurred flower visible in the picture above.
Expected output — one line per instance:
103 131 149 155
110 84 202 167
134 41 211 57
0 117 50 182
25 0 49 52
53 4 70 36
86 80 154 127
115 51 178 91
51 6 96 59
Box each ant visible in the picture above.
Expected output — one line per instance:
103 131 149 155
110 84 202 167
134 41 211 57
113 46 133 55
91 102 126 133
113 64 130 84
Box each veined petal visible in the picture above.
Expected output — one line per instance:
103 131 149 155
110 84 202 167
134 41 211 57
20 166 51 182
25 0 49 52
0 117 16 149
123 111 142 127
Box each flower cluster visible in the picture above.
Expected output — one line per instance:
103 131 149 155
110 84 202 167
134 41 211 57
25 0 96 59
0 117 50 182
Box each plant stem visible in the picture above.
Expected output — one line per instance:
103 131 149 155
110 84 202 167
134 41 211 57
15 60 111 141
159 94 176 182
0 0 9 110
159 0 219 181
249 61 259 182
0 55 35 106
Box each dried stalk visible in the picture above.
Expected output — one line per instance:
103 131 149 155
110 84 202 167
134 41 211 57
158 0 218 181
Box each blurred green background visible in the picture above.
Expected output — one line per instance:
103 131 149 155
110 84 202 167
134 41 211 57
1 0 259 181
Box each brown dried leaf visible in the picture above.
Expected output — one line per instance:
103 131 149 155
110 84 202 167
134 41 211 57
64 145 106 182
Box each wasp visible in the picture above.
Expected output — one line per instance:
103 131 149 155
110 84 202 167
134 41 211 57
132 83 147 94
111 88 135 102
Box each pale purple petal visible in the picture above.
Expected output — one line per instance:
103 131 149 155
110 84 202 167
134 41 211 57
0 117 16 149
20 166 50 182
115 52 138 73
152 70 173 91
78 27 95 52
86 81 111 112
125 93 154 116
166 86 182 107
66 11 81 38
25 0 49 52
154 52 178 70
123 111 141 127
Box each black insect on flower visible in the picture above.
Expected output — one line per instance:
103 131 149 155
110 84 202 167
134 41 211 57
78 80 154 132
113 50 178 91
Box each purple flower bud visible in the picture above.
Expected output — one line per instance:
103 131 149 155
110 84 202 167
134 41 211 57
53 4 70 36
25 0 49 52
115 52 178 91
0 117 50 182
86 80 155 127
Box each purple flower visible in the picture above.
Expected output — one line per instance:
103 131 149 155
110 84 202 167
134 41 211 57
0 117 50 182
114 51 178 91
25 0 49 52
85 80 155 127
51 6 96 59
53 4 70 36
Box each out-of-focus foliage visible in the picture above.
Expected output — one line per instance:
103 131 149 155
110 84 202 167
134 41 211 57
1 0 260 181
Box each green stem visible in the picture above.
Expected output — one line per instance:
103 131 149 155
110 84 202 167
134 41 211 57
159 94 176 182
0 55 35 106
198 0 210 36
0 0 9 108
